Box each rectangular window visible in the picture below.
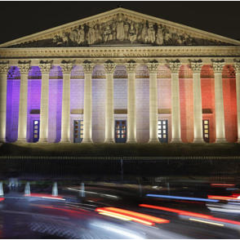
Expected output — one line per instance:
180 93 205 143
203 120 210 143
158 120 168 143
74 120 83 143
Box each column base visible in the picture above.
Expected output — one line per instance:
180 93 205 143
104 139 115 143
148 138 160 144
193 138 205 143
127 139 137 143
59 139 71 143
171 138 182 143
215 138 227 143
82 138 93 143
38 138 48 143
16 139 27 144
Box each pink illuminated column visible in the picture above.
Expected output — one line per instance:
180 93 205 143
60 61 74 143
0 62 9 142
104 61 116 143
126 61 137 143
190 60 204 143
168 60 182 143
82 61 94 143
17 61 31 142
234 60 240 142
147 61 159 143
212 60 226 143
39 61 52 142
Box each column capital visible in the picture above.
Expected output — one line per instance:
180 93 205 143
166 59 181 73
0 61 9 74
211 59 224 73
83 61 94 74
18 61 31 74
189 59 202 73
234 59 240 73
104 60 116 74
125 60 137 73
39 60 53 74
147 60 159 74
61 60 74 74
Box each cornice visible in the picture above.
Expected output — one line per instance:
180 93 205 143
0 46 240 60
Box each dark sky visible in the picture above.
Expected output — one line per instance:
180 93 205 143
1 1 240 44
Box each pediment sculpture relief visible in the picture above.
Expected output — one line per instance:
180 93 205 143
9 13 229 48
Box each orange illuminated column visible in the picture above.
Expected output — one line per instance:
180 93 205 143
60 61 74 143
38 61 52 143
234 60 240 142
17 61 31 143
0 62 9 143
126 61 137 143
147 61 160 143
212 60 226 143
104 61 116 143
82 61 94 143
168 60 182 143
190 60 204 143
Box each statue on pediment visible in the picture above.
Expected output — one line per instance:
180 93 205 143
141 21 148 43
88 23 95 45
148 23 156 44
156 25 164 45
116 14 125 41
129 23 137 43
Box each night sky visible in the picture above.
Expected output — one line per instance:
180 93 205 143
1 1 240 44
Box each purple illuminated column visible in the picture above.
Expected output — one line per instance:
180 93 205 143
17 61 31 142
60 61 74 143
82 61 93 143
0 62 9 142
39 61 52 142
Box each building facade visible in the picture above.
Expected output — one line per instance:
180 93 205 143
0 8 240 144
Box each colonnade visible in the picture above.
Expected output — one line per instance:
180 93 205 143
0 59 239 144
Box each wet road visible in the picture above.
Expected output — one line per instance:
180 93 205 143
0 179 240 238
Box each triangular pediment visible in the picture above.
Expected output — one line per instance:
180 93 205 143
1 8 240 48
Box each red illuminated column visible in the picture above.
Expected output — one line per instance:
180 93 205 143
234 60 240 142
147 61 160 143
104 61 116 143
126 61 137 143
60 61 74 143
0 62 9 143
17 61 31 143
212 60 226 143
38 61 52 143
82 61 94 143
168 60 182 143
190 60 204 143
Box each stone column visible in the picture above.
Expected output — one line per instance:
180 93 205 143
60 61 73 143
0 62 9 143
147 61 159 143
38 61 52 143
126 61 137 143
190 60 204 143
168 60 182 143
212 60 226 143
82 61 94 143
17 61 31 142
104 61 116 143
234 60 240 142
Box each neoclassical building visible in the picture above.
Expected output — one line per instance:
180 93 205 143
0 8 240 144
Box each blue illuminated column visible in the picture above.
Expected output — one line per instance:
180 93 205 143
147 61 160 143
17 61 31 142
126 61 137 143
104 61 116 143
168 60 182 143
60 61 74 143
0 62 9 142
82 61 93 143
39 61 52 143
212 59 226 143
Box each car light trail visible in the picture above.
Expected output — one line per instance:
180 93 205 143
139 204 240 226
208 195 240 201
96 207 170 226
0 198 4 202
146 194 219 203
189 218 224 227
24 193 65 200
